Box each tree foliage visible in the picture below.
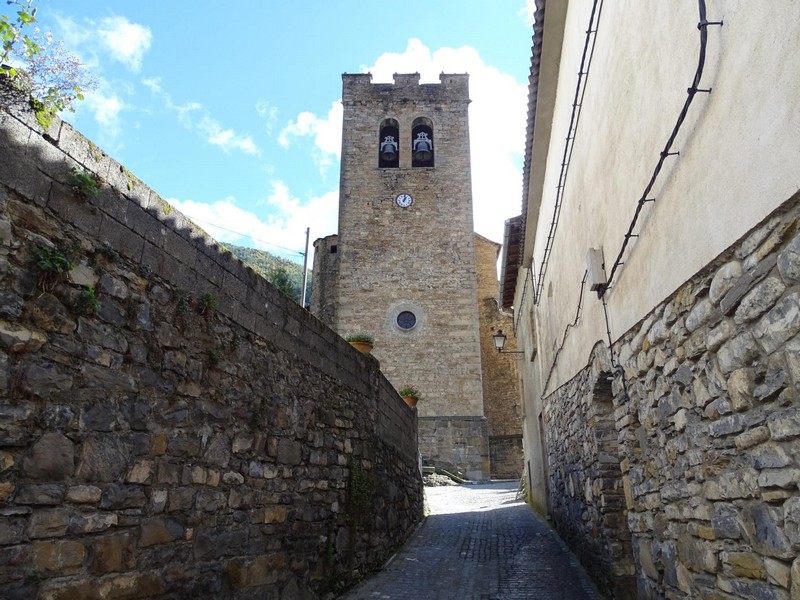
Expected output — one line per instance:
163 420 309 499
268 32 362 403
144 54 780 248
1 0 96 115
227 244 312 305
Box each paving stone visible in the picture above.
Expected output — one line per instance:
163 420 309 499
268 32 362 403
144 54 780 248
340 482 597 600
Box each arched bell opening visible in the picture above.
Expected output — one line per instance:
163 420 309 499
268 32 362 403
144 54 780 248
411 117 434 167
378 118 399 168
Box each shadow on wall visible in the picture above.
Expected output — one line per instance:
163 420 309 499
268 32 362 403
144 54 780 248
0 83 423 599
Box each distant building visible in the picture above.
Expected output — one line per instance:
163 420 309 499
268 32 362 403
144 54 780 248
312 73 522 480
501 1 800 598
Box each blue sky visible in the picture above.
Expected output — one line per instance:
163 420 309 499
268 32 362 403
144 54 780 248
6 1 534 263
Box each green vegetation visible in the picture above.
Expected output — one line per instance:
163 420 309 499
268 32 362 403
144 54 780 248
66 166 101 198
77 285 100 315
206 348 221 366
2 1 97 117
227 243 311 304
34 244 74 273
171 288 191 314
347 464 375 514
197 291 219 315
345 333 373 344
397 386 421 400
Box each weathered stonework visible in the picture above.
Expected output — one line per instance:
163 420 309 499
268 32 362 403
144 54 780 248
0 83 423 599
475 235 523 479
544 196 800 599
312 73 491 479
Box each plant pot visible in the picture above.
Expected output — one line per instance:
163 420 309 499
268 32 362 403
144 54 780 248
349 341 373 355
401 395 418 408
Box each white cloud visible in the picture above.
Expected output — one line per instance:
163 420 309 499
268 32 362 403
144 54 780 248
143 77 260 156
167 181 339 262
82 89 125 137
255 100 279 134
278 39 526 241
518 0 538 26
278 100 343 176
97 16 152 72
364 39 527 242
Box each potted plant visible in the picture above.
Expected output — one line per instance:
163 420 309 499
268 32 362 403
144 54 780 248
398 386 421 409
345 333 374 355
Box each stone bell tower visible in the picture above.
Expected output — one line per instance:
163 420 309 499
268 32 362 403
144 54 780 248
312 72 489 480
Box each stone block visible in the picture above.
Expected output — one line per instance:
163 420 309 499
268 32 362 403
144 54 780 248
139 517 183 547
718 332 761 375
31 540 86 574
727 368 755 412
76 434 129 482
744 504 795 560
724 551 767 579
735 277 787 325
22 432 74 480
97 573 164 599
28 508 70 538
735 426 770 449
225 554 282 588
710 261 743 304
764 557 791 588
90 533 135 575
777 232 800 285
15 484 65 505
768 409 800 441
754 292 800 355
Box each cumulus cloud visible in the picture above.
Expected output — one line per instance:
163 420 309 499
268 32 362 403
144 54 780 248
278 100 343 176
366 40 527 242
168 181 339 261
143 77 260 156
55 14 152 73
278 39 526 241
81 89 125 137
97 16 152 72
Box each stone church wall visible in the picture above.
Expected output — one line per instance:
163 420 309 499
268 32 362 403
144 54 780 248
474 235 523 480
310 234 339 328
0 88 423 599
544 196 800 599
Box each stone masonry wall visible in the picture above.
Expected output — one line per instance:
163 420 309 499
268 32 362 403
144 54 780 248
310 235 338 329
0 86 423 599
418 417 489 481
611 195 800 600
543 346 635 599
474 234 523 479
544 194 800 599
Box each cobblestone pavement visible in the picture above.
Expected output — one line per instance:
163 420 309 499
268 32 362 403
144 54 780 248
339 481 597 600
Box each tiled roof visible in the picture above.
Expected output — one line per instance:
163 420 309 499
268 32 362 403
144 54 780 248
499 0 546 310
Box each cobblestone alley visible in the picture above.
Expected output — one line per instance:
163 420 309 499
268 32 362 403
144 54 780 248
339 482 597 600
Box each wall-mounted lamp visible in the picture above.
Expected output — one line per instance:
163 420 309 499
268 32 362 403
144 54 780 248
492 330 524 354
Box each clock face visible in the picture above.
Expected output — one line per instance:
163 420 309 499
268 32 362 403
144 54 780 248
395 193 413 208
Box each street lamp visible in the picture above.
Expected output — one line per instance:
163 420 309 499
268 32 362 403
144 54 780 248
492 330 524 355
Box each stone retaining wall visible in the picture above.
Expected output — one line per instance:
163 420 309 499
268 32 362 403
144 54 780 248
488 435 524 480
0 87 423 599
544 196 800 599
418 416 489 481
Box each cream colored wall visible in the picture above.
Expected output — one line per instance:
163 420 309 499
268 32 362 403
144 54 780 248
520 0 800 398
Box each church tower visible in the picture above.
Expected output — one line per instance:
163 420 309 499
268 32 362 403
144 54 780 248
312 72 489 480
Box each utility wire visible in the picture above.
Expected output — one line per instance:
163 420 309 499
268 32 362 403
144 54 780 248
541 271 588 396
534 0 605 305
188 216 306 258
601 0 722 296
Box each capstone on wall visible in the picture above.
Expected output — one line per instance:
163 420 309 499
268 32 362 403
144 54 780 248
0 85 423 599
544 197 800 599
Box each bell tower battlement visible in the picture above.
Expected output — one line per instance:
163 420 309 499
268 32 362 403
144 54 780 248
313 69 489 480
